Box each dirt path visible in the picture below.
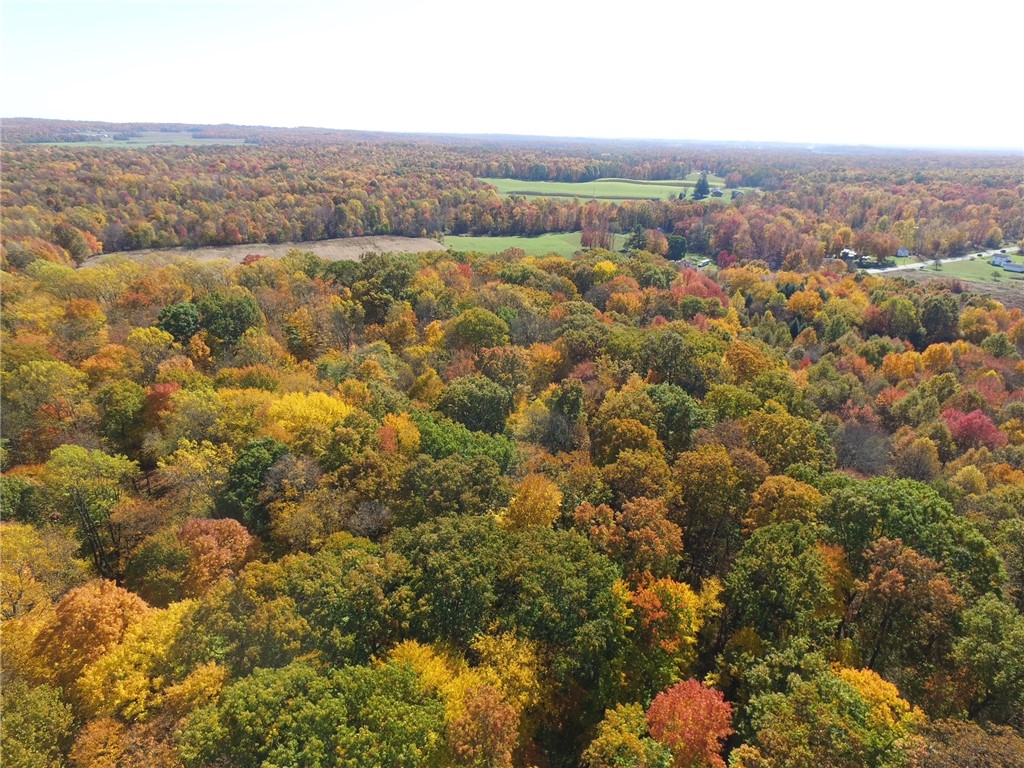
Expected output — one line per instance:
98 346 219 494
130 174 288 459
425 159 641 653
81 235 447 268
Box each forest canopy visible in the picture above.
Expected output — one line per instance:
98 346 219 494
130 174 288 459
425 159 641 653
2 122 1024 768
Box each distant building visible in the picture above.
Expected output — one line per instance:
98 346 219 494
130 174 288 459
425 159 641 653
896 247 910 258
710 189 724 197
991 256 1011 266
1003 263 1024 273
840 248 858 261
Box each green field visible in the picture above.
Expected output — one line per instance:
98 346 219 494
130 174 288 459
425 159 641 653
479 173 754 202
42 131 247 147
444 231 627 257
923 257 1024 285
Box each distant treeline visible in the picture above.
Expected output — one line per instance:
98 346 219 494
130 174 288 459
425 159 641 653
2 119 1021 271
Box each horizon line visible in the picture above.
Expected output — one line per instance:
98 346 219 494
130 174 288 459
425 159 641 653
3 115 1022 155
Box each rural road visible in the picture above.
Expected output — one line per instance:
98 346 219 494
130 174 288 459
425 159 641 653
864 246 1020 274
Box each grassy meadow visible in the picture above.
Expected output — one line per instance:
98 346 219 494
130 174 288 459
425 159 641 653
479 173 755 202
924 256 1024 285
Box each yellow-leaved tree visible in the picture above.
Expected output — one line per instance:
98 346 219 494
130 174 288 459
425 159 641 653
501 474 563 529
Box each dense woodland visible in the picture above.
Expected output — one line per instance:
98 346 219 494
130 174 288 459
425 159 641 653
2 122 1024 768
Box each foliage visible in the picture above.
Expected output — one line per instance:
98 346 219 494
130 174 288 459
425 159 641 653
3 144 1024 765
742 666 923 768
646 680 733 768
0 679 75 768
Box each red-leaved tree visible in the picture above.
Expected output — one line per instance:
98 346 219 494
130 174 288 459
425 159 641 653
646 679 733 768
942 408 1008 450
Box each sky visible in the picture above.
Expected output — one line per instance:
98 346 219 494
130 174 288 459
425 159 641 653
2 0 1022 151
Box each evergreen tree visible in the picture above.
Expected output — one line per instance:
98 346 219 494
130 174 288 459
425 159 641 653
694 172 711 200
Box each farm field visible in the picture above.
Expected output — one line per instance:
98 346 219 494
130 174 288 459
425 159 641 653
479 173 754 202
42 130 247 147
444 231 627 257
82 235 444 267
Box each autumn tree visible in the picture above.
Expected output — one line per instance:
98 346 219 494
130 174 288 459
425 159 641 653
584 703 673 768
741 666 923 768
743 475 825 533
574 498 683 581
845 538 962 684
0 522 87 620
32 579 149 694
646 680 733 768
743 404 834 473
672 444 768 582
1 360 91 461
502 473 563 529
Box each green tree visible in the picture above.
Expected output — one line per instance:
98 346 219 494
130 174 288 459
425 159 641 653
179 660 447 768
625 226 649 252
667 235 688 261
822 476 1003 597
94 379 146 456
41 445 140 577
726 522 836 644
445 307 511 349
920 293 960 345
741 666 923 768
216 437 289 535
952 594 1024 724
0 679 74 768
648 384 708 455
436 375 513 435
389 517 628 745
195 288 263 346
542 379 588 454
157 301 201 344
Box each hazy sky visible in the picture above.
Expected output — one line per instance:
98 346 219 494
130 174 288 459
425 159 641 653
3 0 1022 150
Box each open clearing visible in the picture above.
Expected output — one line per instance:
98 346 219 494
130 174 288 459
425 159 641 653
445 231 626 257
480 174 755 202
898 267 1024 309
918 256 1024 285
42 131 248 147
82 235 445 268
